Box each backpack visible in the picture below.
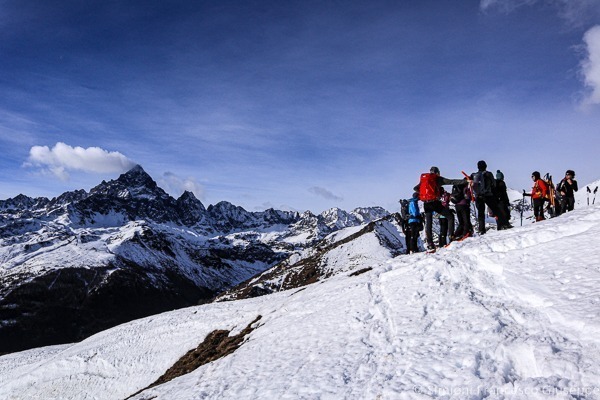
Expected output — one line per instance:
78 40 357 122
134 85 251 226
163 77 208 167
399 199 410 221
472 171 493 199
450 184 465 204
419 173 439 202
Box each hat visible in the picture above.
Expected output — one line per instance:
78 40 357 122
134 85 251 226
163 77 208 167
477 160 487 171
532 171 541 179
496 170 504 180
566 170 575 177
430 166 440 174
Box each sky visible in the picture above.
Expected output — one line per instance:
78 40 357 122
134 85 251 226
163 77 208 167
1 0 600 213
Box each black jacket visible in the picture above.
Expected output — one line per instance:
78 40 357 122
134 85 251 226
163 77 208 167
557 179 578 198
495 179 510 205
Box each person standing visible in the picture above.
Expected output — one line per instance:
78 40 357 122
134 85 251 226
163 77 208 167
405 192 422 254
437 187 453 246
414 166 465 252
495 170 512 227
556 170 578 213
470 161 510 234
524 171 549 222
451 178 473 240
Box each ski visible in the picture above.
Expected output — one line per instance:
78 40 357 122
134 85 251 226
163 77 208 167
588 186 592 206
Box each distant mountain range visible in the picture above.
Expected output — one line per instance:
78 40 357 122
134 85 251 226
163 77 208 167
0 165 390 353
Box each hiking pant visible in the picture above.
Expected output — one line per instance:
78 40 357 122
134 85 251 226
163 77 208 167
424 200 454 248
439 217 448 246
405 222 421 253
475 196 506 234
560 196 575 212
454 204 472 237
533 198 546 221
498 200 511 223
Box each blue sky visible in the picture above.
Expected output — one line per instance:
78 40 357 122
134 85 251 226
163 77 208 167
1 0 600 213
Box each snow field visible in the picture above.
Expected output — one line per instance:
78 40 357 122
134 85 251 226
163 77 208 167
1 205 600 399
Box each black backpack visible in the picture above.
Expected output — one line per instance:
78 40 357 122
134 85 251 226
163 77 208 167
450 184 465 204
399 199 410 221
472 171 493 198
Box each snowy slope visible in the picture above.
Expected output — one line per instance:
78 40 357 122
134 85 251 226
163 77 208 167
2 204 600 399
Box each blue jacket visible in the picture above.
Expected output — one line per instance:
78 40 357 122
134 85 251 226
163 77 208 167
408 197 421 224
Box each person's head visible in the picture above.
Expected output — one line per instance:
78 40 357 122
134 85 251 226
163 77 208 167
430 166 440 175
412 191 419 199
566 170 575 178
496 170 504 181
477 160 487 172
532 171 541 180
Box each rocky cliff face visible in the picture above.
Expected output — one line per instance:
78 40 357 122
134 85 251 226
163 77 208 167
0 165 390 354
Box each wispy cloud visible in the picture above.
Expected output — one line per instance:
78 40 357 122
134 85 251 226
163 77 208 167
24 142 136 181
480 0 600 27
308 186 343 202
159 172 206 201
581 25 600 106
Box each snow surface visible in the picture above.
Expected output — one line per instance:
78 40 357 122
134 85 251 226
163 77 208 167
2 205 600 399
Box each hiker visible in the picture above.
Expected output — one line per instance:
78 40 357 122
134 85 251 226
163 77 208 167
556 170 578 213
405 192 422 254
451 178 473 240
413 166 465 252
495 170 511 225
524 171 549 221
437 187 453 246
470 161 511 234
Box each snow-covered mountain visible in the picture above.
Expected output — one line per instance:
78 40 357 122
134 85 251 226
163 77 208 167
0 166 388 354
1 200 599 399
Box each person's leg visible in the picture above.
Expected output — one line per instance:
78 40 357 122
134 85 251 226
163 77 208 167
485 196 506 229
439 218 448 246
410 223 420 253
423 202 436 248
476 198 486 234
454 206 465 237
567 197 575 211
534 198 545 221
439 209 455 241
404 226 413 254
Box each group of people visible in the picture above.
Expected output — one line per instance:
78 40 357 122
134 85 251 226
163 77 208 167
525 170 578 222
399 161 579 254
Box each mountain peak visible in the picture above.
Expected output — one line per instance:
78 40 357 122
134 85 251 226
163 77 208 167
114 165 157 190
120 164 151 180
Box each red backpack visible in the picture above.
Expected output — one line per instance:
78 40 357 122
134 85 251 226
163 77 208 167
419 173 439 202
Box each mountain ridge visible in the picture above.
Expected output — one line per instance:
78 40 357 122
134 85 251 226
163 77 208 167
0 165 390 353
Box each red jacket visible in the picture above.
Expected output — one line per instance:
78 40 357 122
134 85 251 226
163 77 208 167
532 179 548 200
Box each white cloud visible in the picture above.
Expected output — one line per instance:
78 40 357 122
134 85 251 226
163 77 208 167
308 186 343 202
159 172 206 201
582 25 600 106
25 142 136 181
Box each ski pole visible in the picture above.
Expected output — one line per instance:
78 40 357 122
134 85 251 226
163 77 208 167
521 190 525 226
594 187 599 205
